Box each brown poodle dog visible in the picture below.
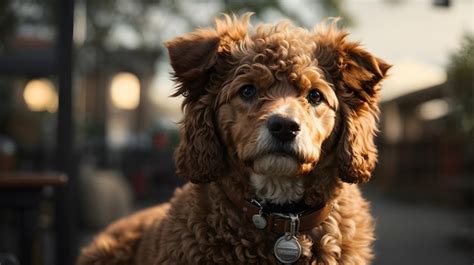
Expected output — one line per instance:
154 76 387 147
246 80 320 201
77 14 390 265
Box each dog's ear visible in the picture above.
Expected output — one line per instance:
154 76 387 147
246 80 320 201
315 24 391 184
165 29 220 105
165 14 250 183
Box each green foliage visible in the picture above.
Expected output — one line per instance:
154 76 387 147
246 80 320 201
447 33 474 136
449 34 474 80
1 0 349 51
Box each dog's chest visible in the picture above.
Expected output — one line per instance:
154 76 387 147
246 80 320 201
198 212 323 264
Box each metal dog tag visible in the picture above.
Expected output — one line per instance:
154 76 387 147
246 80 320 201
252 214 267 229
274 213 301 264
273 235 301 264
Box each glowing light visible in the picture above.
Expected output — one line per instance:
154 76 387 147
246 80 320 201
23 79 58 113
417 98 450 121
110 72 140 110
381 59 447 102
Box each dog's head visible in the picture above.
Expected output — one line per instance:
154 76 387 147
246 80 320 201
166 14 390 204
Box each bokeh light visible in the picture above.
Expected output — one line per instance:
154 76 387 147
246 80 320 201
110 72 140 110
23 79 58 113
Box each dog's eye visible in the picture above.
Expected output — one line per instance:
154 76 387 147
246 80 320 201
307 89 324 105
239 85 257 101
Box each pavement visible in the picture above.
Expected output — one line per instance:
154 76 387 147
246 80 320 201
366 190 473 265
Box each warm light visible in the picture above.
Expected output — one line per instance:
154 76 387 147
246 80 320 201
110 72 140 110
417 98 450 121
381 59 447 102
23 79 58 113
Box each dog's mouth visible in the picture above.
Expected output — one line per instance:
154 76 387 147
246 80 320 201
244 144 312 167
243 143 317 178
272 147 302 161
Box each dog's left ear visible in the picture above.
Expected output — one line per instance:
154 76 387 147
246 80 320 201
315 26 391 183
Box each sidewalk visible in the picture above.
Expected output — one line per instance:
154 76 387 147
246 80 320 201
366 190 473 265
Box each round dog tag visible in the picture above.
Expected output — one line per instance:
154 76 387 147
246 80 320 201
252 214 267 229
273 235 302 264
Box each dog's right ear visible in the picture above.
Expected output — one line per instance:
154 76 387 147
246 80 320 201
165 30 220 105
165 14 250 183
166 30 221 184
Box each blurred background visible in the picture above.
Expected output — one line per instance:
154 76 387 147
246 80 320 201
0 0 472 264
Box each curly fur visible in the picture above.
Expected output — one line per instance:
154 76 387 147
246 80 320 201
77 14 390 265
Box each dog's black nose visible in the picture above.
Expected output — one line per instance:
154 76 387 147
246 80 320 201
267 115 300 142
